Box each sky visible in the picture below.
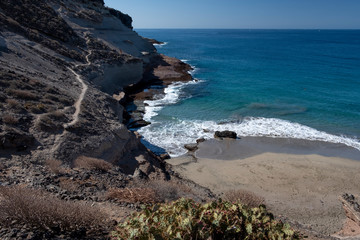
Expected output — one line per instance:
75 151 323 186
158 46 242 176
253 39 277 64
104 0 360 29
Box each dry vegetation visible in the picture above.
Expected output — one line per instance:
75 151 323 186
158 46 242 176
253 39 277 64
74 156 113 172
223 189 265 208
7 89 38 100
107 187 158 204
59 178 81 193
5 98 21 109
107 180 199 204
2 114 19 125
0 186 108 232
45 159 63 174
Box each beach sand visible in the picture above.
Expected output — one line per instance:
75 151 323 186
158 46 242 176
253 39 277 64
169 137 360 236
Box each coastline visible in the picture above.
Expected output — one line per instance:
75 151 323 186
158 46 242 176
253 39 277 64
195 137 360 161
168 137 360 237
122 34 360 238
123 50 194 130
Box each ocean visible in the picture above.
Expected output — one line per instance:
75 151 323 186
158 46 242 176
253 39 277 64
135 29 360 157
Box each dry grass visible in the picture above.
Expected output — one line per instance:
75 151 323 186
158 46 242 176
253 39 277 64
48 110 66 120
5 99 21 109
143 180 193 202
223 189 265 208
107 180 197 204
35 114 63 132
107 187 157 204
74 156 113 172
59 178 81 193
8 89 38 100
45 159 63 174
24 102 48 114
2 114 19 125
0 186 107 232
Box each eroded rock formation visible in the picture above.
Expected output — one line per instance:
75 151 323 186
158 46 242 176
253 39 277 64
0 0 190 177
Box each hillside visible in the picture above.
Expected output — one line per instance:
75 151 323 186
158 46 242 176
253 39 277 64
0 0 193 176
0 0 213 238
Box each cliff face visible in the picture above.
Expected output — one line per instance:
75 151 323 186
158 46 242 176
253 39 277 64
0 0 173 176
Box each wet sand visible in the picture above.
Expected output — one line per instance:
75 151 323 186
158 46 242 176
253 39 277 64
169 137 360 236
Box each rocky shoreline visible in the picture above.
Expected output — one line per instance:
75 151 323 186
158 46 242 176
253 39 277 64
0 0 212 239
1 0 358 239
123 53 194 130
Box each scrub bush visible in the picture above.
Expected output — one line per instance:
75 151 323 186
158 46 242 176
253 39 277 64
112 198 301 240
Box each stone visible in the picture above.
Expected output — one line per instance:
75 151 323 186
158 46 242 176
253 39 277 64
160 153 171 160
184 143 198 152
0 128 35 150
133 168 148 179
214 130 237 139
196 138 206 144
113 91 125 102
128 120 151 128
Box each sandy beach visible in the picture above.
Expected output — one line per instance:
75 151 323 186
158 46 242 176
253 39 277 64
169 137 360 237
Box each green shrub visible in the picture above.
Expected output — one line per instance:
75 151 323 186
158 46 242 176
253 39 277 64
112 198 301 240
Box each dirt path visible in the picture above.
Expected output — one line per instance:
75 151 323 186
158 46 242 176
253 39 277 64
49 47 92 156
63 50 91 128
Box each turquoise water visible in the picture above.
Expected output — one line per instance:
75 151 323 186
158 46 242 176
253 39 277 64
136 29 360 156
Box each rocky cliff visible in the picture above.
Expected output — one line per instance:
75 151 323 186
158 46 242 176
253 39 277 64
0 0 189 177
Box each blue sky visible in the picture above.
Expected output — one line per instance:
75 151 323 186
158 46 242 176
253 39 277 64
104 0 360 29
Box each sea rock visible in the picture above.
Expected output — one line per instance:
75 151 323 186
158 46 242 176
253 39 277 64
128 120 151 129
214 130 237 139
196 138 206 144
184 143 198 152
160 153 171 160
144 37 164 45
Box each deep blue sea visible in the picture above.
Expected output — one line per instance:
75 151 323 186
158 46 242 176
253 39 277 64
136 29 360 156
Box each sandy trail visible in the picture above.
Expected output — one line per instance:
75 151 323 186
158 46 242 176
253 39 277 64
63 50 91 128
49 47 92 156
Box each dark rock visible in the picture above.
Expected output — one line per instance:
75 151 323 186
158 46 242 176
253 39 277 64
184 143 198 152
160 153 171 160
214 130 237 139
0 128 35 150
144 37 164 45
128 119 151 128
107 8 133 29
196 138 206 144
81 0 104 6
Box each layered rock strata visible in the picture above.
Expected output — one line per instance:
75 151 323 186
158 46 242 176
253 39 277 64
0 0 191 177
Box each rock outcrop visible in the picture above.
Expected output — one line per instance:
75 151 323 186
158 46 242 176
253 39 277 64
214 130 237 139
0 0 190 177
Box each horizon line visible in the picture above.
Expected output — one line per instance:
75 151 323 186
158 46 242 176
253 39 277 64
135 28 360 30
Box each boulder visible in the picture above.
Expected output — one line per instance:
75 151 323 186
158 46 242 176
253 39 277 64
214 130 237 139
160 153 171 160
184 143 198 152
0 128 35 150
128 120 151 129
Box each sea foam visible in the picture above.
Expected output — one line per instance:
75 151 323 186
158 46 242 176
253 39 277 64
143 80 201 121
138 79 360 157
153 42 168 47
138 117 360 157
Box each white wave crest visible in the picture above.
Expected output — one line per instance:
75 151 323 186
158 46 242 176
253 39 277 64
143 80 201 121
154 42 168 47
138 117 360 157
